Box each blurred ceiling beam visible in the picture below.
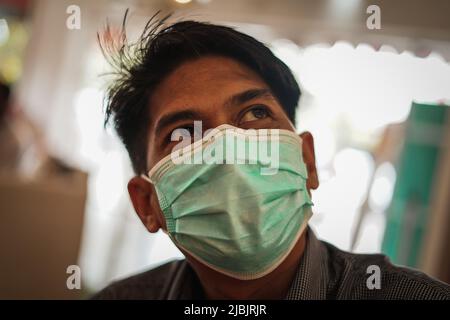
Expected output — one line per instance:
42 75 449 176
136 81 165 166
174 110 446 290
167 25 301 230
161 0 450 42
151 0 450 60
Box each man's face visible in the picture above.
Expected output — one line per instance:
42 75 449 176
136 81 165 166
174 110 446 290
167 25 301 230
128 55 318 233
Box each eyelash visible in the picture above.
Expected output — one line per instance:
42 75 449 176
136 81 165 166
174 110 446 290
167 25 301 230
165 105 272 143
239 104 271 123
166 123 195 143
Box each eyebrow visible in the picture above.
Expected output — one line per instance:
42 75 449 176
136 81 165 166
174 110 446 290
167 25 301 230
225 88 273 108
155 109 200 136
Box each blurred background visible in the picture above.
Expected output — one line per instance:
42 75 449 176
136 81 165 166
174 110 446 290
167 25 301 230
0 0 449 299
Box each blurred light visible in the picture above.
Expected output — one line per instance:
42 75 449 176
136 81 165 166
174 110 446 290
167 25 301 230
333 148 374 204
356 43 376 53
271 39 302 71
353 211 386 253
148 230 184 268
0 19 10 46
313 126 336 168
309 148 374 250
426 52 446 62
297 41 450 134
369 162 396 211
175 0 192 4
74 88 105 168
327 0 362 19
379 45 398 54
93 150 126 214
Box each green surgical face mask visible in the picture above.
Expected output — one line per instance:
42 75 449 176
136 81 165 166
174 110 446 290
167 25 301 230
142 124 313 280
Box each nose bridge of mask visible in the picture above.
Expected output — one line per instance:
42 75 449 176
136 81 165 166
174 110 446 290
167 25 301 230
146 124 307 184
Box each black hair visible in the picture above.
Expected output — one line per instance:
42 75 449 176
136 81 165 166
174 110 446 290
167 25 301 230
99 11 301 174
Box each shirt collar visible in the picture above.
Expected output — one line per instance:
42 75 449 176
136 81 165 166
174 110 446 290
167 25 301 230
285 227 329 300
177 226 329 300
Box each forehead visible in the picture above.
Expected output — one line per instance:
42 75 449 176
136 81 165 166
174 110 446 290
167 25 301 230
148 56 268 119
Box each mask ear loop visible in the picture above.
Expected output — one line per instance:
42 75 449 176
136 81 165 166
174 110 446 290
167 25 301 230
139 173 171 236
140 174 153 184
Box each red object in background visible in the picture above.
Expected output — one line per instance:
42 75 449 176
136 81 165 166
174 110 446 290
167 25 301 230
0 0 30 15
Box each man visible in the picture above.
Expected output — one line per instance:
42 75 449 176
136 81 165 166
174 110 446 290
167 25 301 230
93 14 450 300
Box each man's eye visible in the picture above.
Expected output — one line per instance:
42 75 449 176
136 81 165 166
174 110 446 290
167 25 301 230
169 125 197 143
240 106 269 123
168 127 193 141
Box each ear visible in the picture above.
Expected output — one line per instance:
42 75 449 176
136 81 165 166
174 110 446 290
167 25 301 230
128 176 165 233
299 131 319 192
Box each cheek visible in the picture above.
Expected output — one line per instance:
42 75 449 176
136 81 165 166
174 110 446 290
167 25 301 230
270 104 295 130
276 114 296 130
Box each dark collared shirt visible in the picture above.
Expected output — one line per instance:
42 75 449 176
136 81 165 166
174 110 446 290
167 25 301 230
92 228 450 300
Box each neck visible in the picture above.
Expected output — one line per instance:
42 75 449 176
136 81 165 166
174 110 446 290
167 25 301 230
186 231 308 300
